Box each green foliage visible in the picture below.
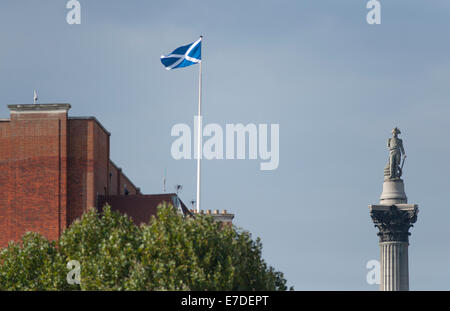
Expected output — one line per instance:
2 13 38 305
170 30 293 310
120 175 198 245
0 203 289 291
0 232 66 290
57 206 142 290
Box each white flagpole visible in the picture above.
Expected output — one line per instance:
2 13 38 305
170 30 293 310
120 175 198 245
196 36 203 213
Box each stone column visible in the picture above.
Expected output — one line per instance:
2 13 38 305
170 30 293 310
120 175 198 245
369 181 418 291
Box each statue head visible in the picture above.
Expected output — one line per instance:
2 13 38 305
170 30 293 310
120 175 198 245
392 127 401 137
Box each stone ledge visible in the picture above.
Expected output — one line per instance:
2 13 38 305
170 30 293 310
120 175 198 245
8 104 71 113
369 204 418 211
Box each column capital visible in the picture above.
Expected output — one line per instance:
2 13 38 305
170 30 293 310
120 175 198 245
369 204 419 243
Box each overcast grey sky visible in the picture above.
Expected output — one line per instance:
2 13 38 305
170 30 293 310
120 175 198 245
1 0 449 290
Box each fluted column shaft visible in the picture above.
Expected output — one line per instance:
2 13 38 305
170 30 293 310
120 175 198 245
380 241 409 291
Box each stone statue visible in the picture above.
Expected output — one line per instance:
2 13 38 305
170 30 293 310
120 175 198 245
384 127 406 180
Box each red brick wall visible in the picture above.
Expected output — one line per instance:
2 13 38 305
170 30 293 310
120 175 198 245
93 121 109 204
109 161 119 195
67 118 111 225
120 174 139 195
0 111 68 246
108 161 139 196
0 109 140 248
67 119 89 225
0 121 12 247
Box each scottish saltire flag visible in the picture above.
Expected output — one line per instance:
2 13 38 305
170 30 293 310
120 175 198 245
160 37 202 70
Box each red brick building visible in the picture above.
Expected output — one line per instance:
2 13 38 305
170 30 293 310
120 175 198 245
0 104 193 247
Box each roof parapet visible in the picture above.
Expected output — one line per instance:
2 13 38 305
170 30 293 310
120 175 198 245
8 103 71 114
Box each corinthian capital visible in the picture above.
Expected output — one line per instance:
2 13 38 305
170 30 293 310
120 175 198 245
369 204 418 243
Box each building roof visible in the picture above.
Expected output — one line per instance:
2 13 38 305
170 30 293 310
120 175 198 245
97 193 193 225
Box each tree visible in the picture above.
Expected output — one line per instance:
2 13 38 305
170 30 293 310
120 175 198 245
0 232 66 290
0 203 289 291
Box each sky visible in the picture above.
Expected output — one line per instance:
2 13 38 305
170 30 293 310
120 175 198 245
0 0 449 290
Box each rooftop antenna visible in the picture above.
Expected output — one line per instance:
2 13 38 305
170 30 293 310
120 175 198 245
163 168 167 192
175 184 183 195
33 90 38 105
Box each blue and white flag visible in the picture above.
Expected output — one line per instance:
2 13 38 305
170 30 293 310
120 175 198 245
160 37 202 70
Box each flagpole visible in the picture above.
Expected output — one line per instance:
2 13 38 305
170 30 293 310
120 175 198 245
196 36 203 213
